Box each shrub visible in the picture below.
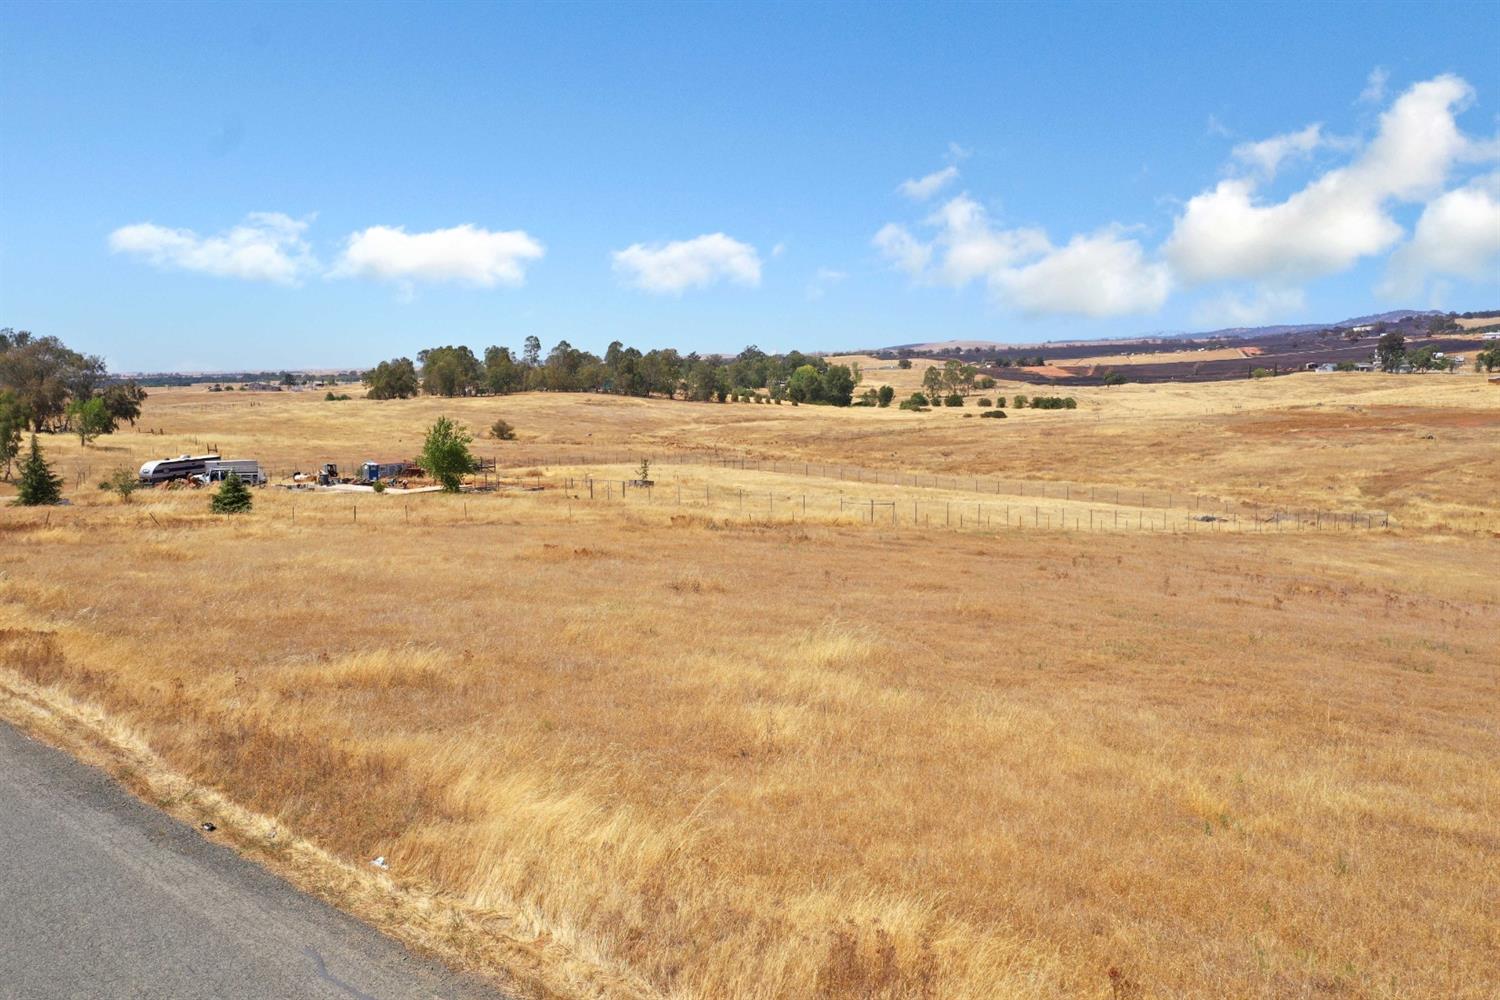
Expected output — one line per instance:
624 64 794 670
977 396 992 407
1063 397 1077 409
979 409 1008 419
898 399 930 412
876 385 894 408
98 467 139 502
210 472 253 514
324 391 352 401
1101 372 1127 386
1252 367 1273 379
908 392 929 407
1013 395 1028 408
943 393 964 407
490 418 516 440
995 396 1006 408
372 480 387 494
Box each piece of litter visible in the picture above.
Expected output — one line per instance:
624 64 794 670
370 856 389 870
200 822 217 832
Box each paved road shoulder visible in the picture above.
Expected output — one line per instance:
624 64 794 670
0 719 505 1000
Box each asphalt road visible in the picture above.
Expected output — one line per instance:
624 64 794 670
0 720 506 1000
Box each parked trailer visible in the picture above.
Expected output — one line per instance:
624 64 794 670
139 454 220 484
194 460 267 486
359 460 417 482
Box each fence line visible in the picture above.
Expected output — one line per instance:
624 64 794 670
502 449 1392 530
560 474 1389 533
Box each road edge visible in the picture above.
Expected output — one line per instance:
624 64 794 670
0 666 659 1000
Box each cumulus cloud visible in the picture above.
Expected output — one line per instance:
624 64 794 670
874 194 1168 317
1166 74 1478 284
1380 172 1500 298
996 228 1172 317
108 212 315 284
1231 124 1329 179
332 224 543 287
898 165 960 201
612 233 762 294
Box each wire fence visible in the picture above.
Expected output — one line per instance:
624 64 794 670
557 474 1390 533
511 450 1393 530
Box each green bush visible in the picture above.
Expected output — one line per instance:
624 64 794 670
979 409 1007 419
97 467 139 501
210 472 253 514
908 392 929 407
876 385 895 408
1063 397 1077 409
943 393 964 407
1013 395 1027 408
995 396 1006 408
977 396 993 407
490 418 516 440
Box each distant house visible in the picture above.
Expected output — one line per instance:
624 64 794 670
1484 332 1500 341
1354 362 1375 372
1351 324 1376 333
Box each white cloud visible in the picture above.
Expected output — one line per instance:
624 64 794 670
1192 286 1307 328
996 228 1171 317
898 165 960 201
873 223 932 276
108 212 315 284
611 233 761 294
1167 74 1478 284
1231 123 1328 179
332 224 543 287
806 267 847 300
874 195 1167 317
1380 172 1500 298
1360 67 1389 105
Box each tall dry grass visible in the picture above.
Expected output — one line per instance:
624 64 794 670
2 379 1498 998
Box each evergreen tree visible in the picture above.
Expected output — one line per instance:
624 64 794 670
16 434 63 505
210 471 253 514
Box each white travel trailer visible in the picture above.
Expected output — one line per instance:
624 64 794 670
138 454 220 484
195 460 267 486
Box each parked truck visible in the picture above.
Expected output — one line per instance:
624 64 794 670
194 460 267 487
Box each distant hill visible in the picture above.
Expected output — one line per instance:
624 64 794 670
876 310 1455 353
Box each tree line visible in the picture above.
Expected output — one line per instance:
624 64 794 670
0 330 148 478
363 339 865 406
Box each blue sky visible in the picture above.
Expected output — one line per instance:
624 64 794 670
2 1 1498 372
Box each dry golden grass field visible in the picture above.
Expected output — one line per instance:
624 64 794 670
3 372 1498 999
